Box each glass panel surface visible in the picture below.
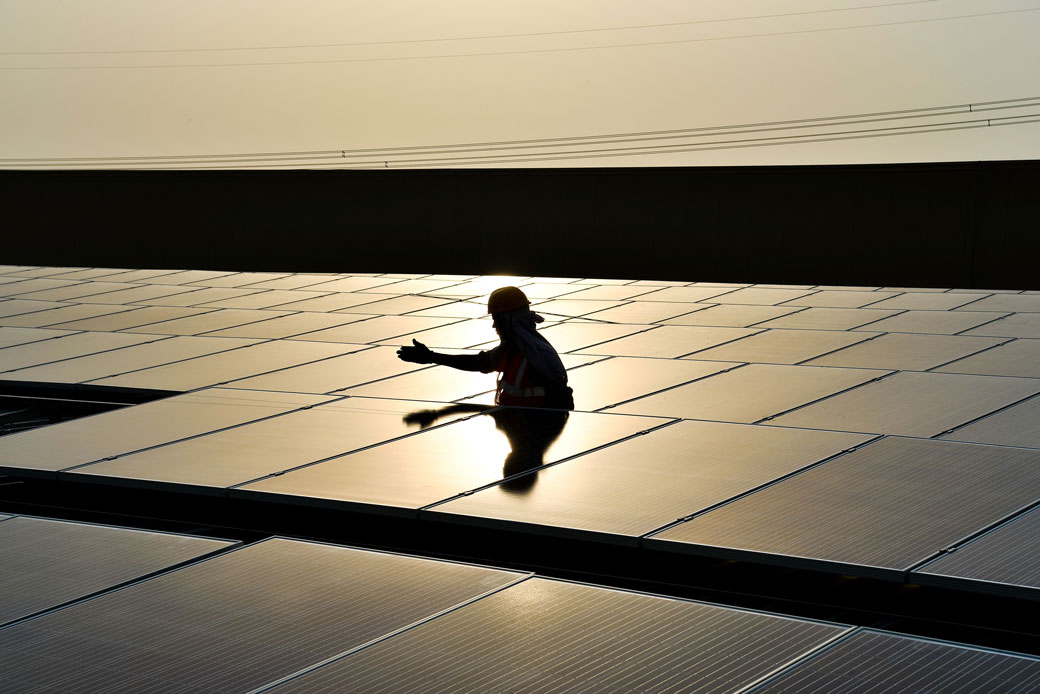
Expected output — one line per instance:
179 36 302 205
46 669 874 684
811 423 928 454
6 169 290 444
43 306 219 331
431 420 869 541
579 325 761 358
227 274 340 290
0 327 78 349
0 279 83 297
753 630 1040 693
293 276 406 293
614 363 885 423
569 357 736 410
580 301 707 324
194 289 335 309
179 271 289 287
401 300 489 319
336 295 456 315
553 285 660 301
204 312 365 339
781 290 900 308
707 287 819 305
376 318 498 349
288 315 460 343
9 281 139 301
236 408 660 512
661 303 803 327
143 269 238 285
122 308 294 335
0 539 523 694
961 313 1040 338
0 304 137 328
850 309 1011 335
80 284 203 304
355 278 469 295
0 389 332 473
628 286 739 303
0 517 233 626
90 340 357 391
341 358 496 403
866 292 990 311
915 506 1040 594
140 286 269 307
771 371 1040 436
0 336 262 384
940 394 1040 448
650 437 1040 573
98 269 195 283
268 578 846 694
933 338 1040 378
0 331 158 372
804 333 1005 371
70 397 475 490
529 299 629 318
228 345 418 393
536 323 650 353
752 307 903 330
953 294 1040 313
0 299 68 318
687 328 879 364
267 292 386 312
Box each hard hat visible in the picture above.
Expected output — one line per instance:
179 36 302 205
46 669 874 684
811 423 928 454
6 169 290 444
487 286 530 315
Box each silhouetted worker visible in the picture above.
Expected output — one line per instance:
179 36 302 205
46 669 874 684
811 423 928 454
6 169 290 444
396 286 574 410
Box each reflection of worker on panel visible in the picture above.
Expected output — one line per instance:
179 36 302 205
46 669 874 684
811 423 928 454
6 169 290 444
396 286 574 410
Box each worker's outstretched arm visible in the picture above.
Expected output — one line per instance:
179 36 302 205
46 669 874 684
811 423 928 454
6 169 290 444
396 339 488 372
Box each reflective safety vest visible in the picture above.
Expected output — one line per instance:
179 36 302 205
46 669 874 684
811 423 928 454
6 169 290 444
495 348 547 406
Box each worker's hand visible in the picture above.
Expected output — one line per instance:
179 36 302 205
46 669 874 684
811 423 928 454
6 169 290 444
397 339 434 364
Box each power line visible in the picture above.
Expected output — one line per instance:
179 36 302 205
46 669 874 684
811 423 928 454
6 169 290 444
4 96 1038 166
0 0 941 55
2 7 1036 70
10 113 1038 170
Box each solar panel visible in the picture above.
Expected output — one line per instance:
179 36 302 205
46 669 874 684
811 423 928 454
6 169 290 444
121 308 295 335
779 289 900 308
47 306 220 331
0 336 263 384
401 300 490 319
427 420 870 544
913 506 1040 597
567 356 736 410
629 285 739 303
263 291 385 312
528 298 629 318
202 311 366 339
373 318 498 348
81 284 204 304
0 327 78 349
0 303 139 328
335 294 457 315
580 300 707 324
181 271 290 287
23 268 123 281
751 306 903 330
9 281 139 301
89 339 357 391
0 538 525 693
553 284 659 301
0 516 234 626
194 289 336 310
287 315 461 343
613 363 886 423
234 408 660 515
67 396 479 493
142 269 239 285
687 328 879 364
865 292 990 311
961 312 1040 338
849 309 1011 335
226 345 417 393
354 278 467 295
933 338 1040 378
291 276 405 293
803 333 1005 371
0 299 68 319
751 629 1040 693
578 325 762 358
0 278 83 297
660 303 804 327
0 388 334 475
940 394 1040 448
0 331 159 372
534 322 651 353
707 287 820 305
264 577 847 694
340 358 497 402
140 286 270 307
769 371 1040 436
232 274 340 290
647 437 1040 578
953 294 1040 313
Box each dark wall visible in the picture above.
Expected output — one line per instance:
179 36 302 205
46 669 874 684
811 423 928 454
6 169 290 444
3 161 1037 288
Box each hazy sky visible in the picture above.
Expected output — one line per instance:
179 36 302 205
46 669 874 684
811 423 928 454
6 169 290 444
2 0 1039 168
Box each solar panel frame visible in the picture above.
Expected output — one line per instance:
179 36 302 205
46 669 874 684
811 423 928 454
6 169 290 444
576 324 763 358
747 628 1040 693
660 303 805 327
121 308 296 336
960 312 1040 338
0 331 161 372
686 328 881 365
0 538 529 694
939 393 1040 448
0 327 79 349
803 333 1008 371
0 303 141 328
0 515 237 628
45 305 221 331
0 299 70 319
260 576 850 694
932 338 1040 378
751 306 906 330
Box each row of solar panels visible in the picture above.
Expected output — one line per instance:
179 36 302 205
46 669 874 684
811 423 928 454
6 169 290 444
0 388 1037 598
1 514 1038 693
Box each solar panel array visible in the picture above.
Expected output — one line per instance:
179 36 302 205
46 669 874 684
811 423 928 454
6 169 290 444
2 265 1040 687
0 523 1036 693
